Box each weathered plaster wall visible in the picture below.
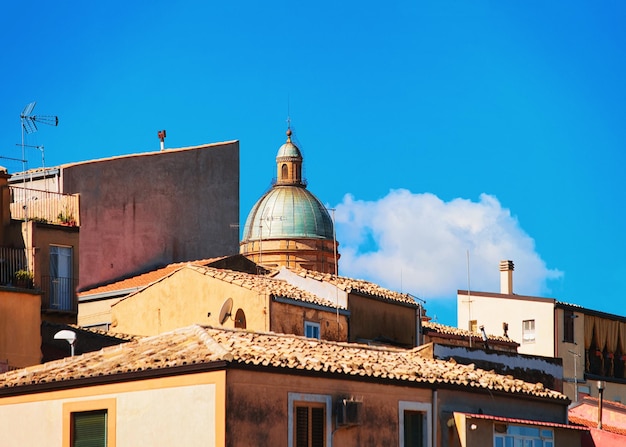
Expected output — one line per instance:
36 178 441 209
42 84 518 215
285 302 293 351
349 294 417 347
270 300 348 341
61 142 239 290
226 369 431 447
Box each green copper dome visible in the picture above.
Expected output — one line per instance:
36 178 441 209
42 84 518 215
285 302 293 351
242 186 334 241
276 141 302 158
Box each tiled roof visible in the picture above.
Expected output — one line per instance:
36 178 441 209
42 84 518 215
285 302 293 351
423 321 517 344
186 266 345 310
568 415 626 436
0 325 566 402
288 268 419 307
78 258 225 297
460 412 589 431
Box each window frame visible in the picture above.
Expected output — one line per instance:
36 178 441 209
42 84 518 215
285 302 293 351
399 401 431 447
522 319 536 344
288 393 331 447
304 321 321 339
63 398 116 447
493 424 553 447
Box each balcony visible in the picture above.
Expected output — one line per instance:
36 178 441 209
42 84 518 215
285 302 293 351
40 275 78 313
9 186 79 226
0 247 28 286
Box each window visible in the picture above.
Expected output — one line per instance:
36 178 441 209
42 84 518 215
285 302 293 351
295 403 325 447
288 393 331 447
494 424 553 447
282 163 288 180
522 320 535 343
50 245 73 311
73 410 107 447
63 399 116 447
399 401 431 447
234 309 247 329
563 310 574 343
305 321 320 339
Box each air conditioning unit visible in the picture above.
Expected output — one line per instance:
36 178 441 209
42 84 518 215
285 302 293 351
336 397 362 427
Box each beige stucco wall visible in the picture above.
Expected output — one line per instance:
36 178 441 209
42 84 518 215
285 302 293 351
111 267 269 335
0 370 225 447
457 291 555 357
0 288 41 368
59 142 239 290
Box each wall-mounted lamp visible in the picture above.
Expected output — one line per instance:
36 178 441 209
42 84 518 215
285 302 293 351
470 423 477 431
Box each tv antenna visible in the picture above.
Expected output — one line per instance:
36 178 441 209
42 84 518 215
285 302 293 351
18 102 58 219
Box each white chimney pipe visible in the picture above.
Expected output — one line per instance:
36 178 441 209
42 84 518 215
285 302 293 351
499 260 514 294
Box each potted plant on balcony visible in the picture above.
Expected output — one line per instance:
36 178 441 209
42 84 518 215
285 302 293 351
14 269 34 289
57 210 76 226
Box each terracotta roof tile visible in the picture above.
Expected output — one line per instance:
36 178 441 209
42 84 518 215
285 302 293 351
182 265 346 310
568 415 626 436
461 412 589 431
289 268 419 307
78 258 225 297
423 321 517 344
0 326 566 402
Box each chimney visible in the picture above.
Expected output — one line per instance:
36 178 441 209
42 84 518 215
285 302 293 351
499 260 514 294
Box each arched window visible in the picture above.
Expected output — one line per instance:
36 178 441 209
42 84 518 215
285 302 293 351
281 163 288 180
235 309 247 329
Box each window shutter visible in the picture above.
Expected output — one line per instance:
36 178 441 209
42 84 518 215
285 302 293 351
73 410 107 447
296 406 309 447
311 407 324 447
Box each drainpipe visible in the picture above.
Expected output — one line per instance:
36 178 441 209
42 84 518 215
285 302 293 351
432 389 437 447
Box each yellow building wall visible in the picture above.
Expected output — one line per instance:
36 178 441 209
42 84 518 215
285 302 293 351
78 296 123 328
111 267 269 335
0 288 41 368
348 294 417 347
0 370 226 447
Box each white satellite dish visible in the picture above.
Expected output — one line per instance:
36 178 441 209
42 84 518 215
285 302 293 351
219 298 233 325
54 329 77 357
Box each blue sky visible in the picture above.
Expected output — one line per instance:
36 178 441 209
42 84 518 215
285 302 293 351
2 1 625 327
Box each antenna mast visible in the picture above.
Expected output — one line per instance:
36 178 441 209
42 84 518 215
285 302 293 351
19 102 58 216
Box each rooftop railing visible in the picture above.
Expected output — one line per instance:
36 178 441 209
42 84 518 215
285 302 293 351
9 186 79 226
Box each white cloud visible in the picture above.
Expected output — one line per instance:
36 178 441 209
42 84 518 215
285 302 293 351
333 189 562 301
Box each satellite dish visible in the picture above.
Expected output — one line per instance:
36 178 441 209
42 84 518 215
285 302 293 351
54 329 77 356
219 298 233 325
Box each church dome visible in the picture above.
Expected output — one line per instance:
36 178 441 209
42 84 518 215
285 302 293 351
242 186 334 241
240 127 338 274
